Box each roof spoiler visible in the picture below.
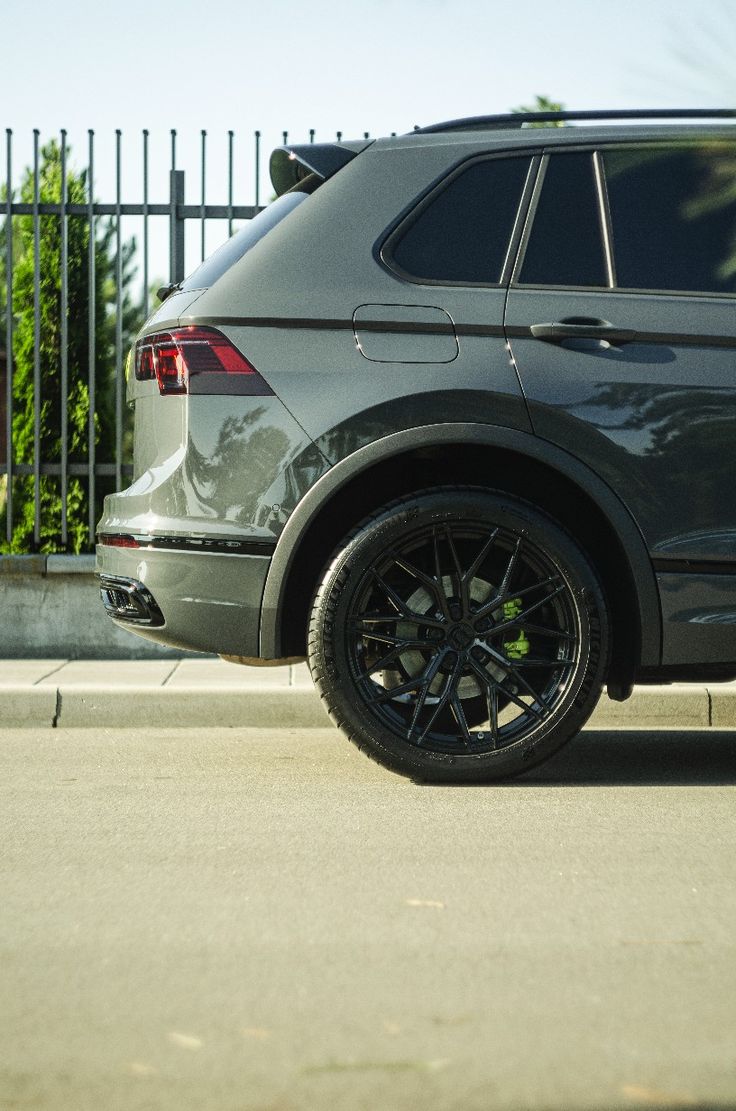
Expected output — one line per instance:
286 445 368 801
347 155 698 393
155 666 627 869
269 139 372 196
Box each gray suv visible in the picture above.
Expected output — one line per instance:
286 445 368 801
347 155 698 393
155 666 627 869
97 109 736 782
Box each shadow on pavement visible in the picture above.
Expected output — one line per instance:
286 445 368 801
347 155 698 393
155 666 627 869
515 730 736 787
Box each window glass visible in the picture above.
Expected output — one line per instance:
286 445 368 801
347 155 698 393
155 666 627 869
603 144 736 294
519 152 607 287
389 156 531 284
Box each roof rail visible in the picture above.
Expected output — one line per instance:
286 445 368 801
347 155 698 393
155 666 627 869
412 108 736 134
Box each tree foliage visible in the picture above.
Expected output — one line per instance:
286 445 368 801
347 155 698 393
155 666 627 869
0 140 137 553
513 95 566 126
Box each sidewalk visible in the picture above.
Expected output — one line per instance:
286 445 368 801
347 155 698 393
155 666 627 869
3 657 736 730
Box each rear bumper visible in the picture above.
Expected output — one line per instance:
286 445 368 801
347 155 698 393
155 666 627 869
99 575 165 627
95 543 271 656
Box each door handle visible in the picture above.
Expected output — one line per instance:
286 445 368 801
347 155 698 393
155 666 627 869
530 318 636 346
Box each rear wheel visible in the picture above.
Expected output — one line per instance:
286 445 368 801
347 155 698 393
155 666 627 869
308 488 609 782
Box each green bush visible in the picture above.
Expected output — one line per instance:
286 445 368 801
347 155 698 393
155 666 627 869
1 139 137 553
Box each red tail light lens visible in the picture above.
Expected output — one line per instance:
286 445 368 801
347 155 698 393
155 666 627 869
134 326 273 396
97 533 141 548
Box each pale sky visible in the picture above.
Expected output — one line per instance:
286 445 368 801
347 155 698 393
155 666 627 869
2 0 734 282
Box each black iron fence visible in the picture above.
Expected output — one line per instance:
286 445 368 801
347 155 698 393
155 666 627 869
1 125 372 552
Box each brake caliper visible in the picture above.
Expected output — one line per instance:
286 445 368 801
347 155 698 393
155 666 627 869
502 598 530 659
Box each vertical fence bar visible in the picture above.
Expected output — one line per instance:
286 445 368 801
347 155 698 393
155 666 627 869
199 128 204 261
115 129 123 492
4 129 13 543
142 129 149 318
8 120 374 551
169 130 186 284
32 129 41 547
60 130 69 547
170 127 177 278
254 131 260 208
227 130 234 237
169 170 185 285
200 129 206 261
87 130 96 543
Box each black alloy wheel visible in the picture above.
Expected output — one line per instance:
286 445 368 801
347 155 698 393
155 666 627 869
308 488 609 782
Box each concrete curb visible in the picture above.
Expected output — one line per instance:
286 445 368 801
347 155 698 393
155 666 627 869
2 666 736 730
53 687 331 730
0 684 331 730
1 688 60 728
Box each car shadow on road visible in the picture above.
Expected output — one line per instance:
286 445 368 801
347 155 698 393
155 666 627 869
513 730 736 787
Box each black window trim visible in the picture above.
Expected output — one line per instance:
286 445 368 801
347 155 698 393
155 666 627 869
511 139 736 298
379 150 541 289
510 154 548 288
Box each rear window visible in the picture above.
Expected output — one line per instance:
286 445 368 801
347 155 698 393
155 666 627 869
179 191 309 292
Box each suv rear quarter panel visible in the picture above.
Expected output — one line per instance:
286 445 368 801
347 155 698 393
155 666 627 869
185 140 533 450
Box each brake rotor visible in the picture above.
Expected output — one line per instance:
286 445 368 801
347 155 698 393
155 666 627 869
387 575 507 702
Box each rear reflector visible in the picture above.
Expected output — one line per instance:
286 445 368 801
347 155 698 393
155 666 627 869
134 326 273 396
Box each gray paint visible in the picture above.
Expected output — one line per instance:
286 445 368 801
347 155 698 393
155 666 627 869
658 572 736 665
258 422 661 665
96 545 270 657
99 396 328 544
506 287 736 561
353 304 458 363
101 121 736 678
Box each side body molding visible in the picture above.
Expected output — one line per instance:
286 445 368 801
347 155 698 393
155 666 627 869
259 423 661 665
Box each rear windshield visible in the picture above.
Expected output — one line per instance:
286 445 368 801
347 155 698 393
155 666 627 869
179 191 309 292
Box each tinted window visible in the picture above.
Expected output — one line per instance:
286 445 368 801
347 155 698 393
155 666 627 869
603 144 736 294
519 152 607 287
389 156 531 284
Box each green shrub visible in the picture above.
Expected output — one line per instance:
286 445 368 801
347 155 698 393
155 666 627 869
1 139 136 553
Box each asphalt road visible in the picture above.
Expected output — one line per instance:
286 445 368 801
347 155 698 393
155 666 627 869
2 726 736 1111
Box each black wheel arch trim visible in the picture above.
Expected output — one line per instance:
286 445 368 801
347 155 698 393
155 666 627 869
259 423 661 667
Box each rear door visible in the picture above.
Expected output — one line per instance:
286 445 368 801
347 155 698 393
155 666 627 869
505 140 736 566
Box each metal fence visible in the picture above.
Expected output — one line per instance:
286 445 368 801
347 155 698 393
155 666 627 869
1 125 372 552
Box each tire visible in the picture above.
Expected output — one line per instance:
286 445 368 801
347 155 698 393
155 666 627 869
308 487 609 783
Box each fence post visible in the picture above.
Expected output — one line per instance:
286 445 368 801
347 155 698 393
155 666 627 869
169 169 185 285
5 129 13 545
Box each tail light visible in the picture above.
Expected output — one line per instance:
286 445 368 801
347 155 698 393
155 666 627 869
134 326 273 396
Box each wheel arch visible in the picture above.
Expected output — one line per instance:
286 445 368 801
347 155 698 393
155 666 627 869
259 423 661 690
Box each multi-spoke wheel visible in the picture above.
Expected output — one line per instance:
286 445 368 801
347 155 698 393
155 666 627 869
308 488 609 782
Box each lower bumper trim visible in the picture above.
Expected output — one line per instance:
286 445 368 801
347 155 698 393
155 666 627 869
99 574 165 627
